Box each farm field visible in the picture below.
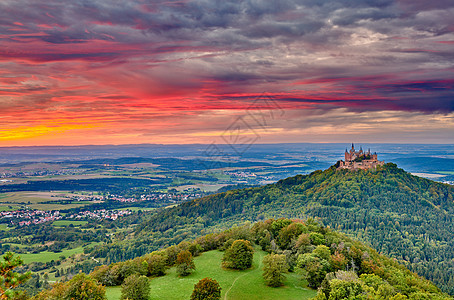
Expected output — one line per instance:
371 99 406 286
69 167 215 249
52 220 88 227
0 191 93 210
106 249 316 300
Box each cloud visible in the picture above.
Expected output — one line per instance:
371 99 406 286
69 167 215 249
0 0 453 145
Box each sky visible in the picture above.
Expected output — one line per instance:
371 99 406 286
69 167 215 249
1 0 453 146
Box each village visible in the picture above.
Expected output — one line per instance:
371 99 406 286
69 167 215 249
0 208 133 226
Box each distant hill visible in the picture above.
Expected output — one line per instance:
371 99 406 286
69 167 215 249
129 163 454 294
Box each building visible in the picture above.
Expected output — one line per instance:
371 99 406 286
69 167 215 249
338 144 384 170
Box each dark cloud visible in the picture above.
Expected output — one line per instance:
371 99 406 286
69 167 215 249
1 0 454 145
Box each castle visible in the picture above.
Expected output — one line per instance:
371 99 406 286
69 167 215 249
338 144 384 170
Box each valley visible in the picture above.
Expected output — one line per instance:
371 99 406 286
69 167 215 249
1 143 454 298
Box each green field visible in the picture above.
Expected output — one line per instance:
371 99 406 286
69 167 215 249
20 243 96 264
52 220 88 227
121 207 155 212
106 249 316 300
0 192 90 211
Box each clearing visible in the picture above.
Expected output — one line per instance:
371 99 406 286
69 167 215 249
106 249 316 300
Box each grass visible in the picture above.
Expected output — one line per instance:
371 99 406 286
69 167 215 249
52 220 88 227
106 249 316 300
20 243 97 264
121 207 155 212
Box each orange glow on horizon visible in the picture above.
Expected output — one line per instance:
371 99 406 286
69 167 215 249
0 120 100 142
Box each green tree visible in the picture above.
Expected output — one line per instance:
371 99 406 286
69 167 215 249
262 254 289 287
277 223 305 249
0 252 31 299
190 278 221 300
222 240 254 270
145 253 167 277
176 250 195 276
297 252 331 288
121 274 150 300
327 279 365 300
63 273 106 300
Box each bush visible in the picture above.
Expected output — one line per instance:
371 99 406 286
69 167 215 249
190 277 221 300
222 240 254 270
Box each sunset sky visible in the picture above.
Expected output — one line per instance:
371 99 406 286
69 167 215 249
1 0 453 146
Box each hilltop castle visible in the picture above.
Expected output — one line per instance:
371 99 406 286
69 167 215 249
338 144 384 170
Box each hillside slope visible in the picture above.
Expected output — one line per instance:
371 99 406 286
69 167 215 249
129 163 454 294
41 218 451 299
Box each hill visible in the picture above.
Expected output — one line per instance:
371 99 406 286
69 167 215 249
123 163 454 294
35 218 450 299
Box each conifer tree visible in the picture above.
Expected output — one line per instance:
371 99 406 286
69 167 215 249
0 252 31 299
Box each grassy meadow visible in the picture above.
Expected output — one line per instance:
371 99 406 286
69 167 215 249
106 249 316 300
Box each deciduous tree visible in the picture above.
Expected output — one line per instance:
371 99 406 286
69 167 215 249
222 240 254 270
262 254 289 287
175 250 195 276
190 278 221 300
121 274 150 300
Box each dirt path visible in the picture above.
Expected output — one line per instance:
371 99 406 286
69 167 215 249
224 250 264 300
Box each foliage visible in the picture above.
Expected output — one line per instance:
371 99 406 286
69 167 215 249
262 254 289 287
37 218 452 299
190 277 221 300
120 274 150 300
175 250 195 276
0 252 31 299
144 253 167 277
132 163 454 294
34 272 106 300
222 240 254 270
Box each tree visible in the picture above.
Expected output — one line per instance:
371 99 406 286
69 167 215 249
0 252 31 299
297 251 331 288
145 253 167 277
175 250 195 276
326 279 364 300
121 274 150 300
63 273 106 300
190 278 221 300
222 240 254 270
262 254 289 287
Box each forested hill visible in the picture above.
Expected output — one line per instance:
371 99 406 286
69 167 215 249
132 163 454 294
